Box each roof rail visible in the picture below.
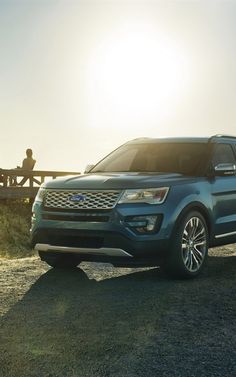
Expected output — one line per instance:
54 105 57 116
127 137 151 143
208 134 236 142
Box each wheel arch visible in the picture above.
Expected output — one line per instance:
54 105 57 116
173 202 213 243
165 202 211 278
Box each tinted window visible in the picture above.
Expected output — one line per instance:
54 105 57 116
212 144 236 166
91 143 208 175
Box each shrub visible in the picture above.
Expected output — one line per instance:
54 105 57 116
0 200 35 258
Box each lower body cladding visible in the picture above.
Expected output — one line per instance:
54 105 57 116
32 228 169 267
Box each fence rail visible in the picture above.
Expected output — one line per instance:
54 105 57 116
0 169 81 199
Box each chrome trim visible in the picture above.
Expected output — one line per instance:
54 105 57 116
215 230 236 239
214 163 236 174
43 189 122 210
35 243 133 257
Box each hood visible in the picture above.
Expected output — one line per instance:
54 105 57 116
44 172 196 190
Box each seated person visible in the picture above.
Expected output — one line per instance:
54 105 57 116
22 148 36 170
18 149 40 186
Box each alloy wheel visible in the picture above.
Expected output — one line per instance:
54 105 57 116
181 216 207 272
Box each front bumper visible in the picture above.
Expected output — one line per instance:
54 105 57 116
32 226 169 266
31 199 174 266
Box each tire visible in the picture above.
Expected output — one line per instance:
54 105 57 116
39 252 79 269
164 211 209 279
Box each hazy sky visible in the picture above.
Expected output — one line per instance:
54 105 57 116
1 0 236 172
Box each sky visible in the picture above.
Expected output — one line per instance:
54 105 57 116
1 0 236 172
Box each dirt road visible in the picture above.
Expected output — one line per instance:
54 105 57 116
0 247 235 377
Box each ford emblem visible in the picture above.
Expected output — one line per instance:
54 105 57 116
69 194 86 202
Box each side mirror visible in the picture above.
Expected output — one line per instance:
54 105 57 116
214 163 236 176
84 164 95 174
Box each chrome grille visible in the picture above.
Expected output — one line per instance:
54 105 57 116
43 190 122 210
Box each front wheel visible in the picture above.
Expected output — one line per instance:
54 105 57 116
39 252 80 269
164 211 209 279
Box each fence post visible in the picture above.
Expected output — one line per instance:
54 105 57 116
29 175 33 188
3 174 8 187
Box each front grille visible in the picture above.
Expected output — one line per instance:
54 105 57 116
43 190 122 210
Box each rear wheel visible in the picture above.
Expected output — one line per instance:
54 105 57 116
165 211 209 278
39 252 80 269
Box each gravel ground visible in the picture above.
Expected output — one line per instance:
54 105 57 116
0 247 235 377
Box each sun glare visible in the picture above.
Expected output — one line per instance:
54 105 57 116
86 24 191 130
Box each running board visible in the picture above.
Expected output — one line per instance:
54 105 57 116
35 243 133 258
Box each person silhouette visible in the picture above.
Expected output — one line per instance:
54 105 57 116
18 149 40 186
21 148 36 170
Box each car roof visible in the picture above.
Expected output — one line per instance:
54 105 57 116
126 135 236 145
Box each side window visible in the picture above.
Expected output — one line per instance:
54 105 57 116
212 144 236 166
233 144 236 156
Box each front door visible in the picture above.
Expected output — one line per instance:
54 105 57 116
210 143 236 240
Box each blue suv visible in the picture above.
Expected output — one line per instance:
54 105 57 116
31 135 236 278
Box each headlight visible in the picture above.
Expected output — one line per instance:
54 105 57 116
35 187 46 203
118 187 169 205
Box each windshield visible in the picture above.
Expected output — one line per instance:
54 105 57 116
91 142 208 175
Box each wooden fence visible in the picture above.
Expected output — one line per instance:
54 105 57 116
0 169 81 199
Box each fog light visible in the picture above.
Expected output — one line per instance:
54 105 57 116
124 215 161 234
